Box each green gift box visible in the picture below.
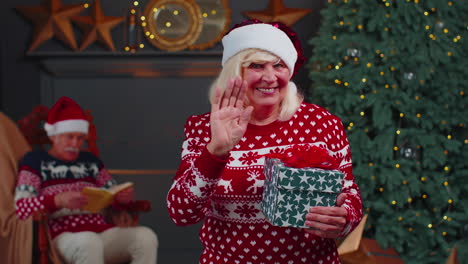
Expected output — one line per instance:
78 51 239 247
262 158 344 227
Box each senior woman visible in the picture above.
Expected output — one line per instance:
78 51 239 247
167 19 363 264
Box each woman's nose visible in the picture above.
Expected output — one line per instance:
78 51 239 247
261 66 277 83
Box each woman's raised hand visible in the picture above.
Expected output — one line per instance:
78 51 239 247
207 77 253 158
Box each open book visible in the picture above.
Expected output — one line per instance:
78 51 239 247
80 182 133 213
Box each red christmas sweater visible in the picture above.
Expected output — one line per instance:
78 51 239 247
14 151 116 239
167 103 363 264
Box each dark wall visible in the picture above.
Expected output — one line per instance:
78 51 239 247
2 0 326 119
2 1 326 263
2 0 41 119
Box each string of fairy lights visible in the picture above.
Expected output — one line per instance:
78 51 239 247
124 1 144 52
79 0 145 52
83 0 218 53
134 1 218 52
324 0 466 242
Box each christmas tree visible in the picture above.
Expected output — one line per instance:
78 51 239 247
307 0 468 263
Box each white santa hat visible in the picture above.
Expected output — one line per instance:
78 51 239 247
44 97 89 136
221 22 299 77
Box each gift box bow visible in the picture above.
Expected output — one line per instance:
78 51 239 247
264 145 339 170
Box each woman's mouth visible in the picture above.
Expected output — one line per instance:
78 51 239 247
257 87 276 94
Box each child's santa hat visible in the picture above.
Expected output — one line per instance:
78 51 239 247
44 97 89 136
221 19 305 78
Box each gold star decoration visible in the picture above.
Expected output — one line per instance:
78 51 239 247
16 0 85 52
71 0 124 51
243 0 312 27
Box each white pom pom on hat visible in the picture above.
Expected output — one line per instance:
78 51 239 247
44 97 89 136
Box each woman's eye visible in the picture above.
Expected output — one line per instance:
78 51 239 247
274 63 285 68
249 63 263 69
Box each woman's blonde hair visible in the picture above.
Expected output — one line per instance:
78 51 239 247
209 48 303 121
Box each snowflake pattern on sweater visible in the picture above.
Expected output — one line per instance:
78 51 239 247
15 151 116 239
167 103 363 264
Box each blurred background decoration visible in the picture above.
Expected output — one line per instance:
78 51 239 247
123 1 144 53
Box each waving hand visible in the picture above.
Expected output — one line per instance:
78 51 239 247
207 77 253 158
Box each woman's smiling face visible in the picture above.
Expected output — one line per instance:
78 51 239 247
242 58 290 110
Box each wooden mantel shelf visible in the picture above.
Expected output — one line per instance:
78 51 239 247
27 51 223 78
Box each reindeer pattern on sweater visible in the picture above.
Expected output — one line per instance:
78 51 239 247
14 151 116 239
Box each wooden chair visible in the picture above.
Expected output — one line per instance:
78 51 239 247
18 105 151 264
